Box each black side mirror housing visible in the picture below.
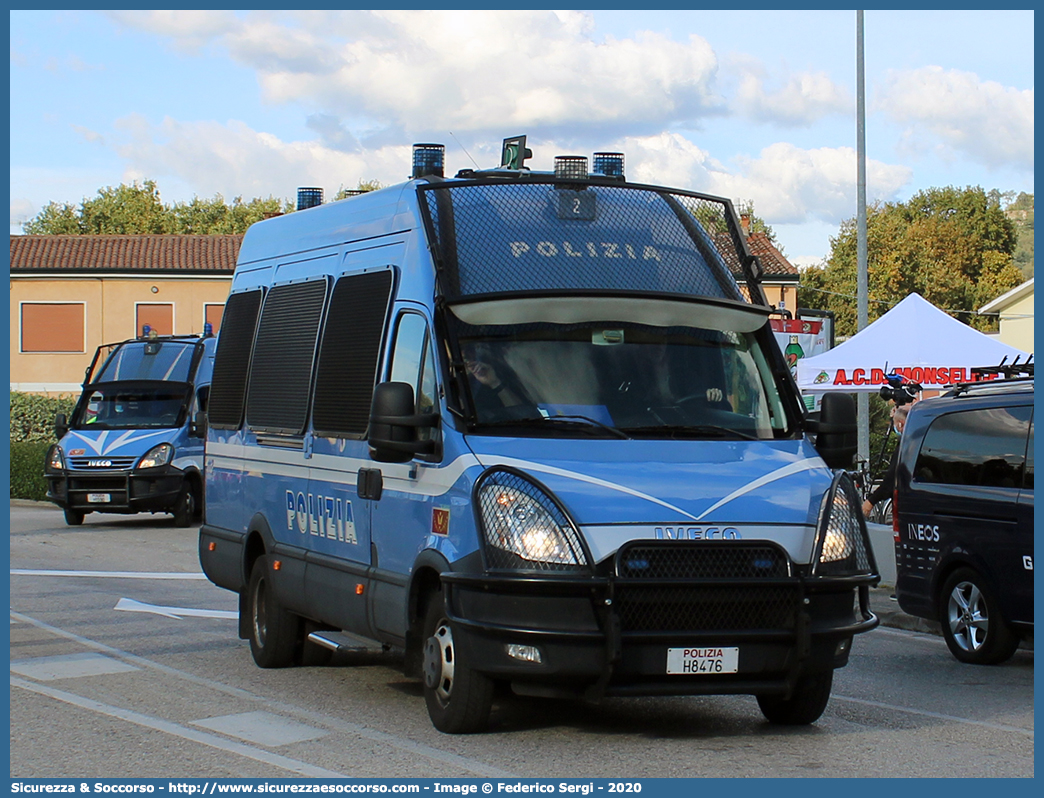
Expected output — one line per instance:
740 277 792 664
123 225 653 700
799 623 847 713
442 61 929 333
811 393 857 469
55 413 69 439
368 382 439 464
190 411 208 438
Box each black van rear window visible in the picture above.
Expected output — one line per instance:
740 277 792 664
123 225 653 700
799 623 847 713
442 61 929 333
914 406 1033 489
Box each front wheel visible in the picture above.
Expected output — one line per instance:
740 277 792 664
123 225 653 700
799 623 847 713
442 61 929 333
247 555 300 668
63 508 84 526
422 589 493 734
171 482 198 527
940 567 1019 665
757 669 833 725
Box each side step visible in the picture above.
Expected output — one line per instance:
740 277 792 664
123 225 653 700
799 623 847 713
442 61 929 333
307 630 384 654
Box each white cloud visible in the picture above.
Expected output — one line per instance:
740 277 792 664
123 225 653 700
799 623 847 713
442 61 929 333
730 55 850 126
109 10 726 134
10 197 35 228
105 10 239 52
876 66 1033 171
108 113 414 201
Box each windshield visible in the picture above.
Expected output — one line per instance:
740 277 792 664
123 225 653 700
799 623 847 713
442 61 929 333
72 382 191 430
454 320 794 440
93 340 199 383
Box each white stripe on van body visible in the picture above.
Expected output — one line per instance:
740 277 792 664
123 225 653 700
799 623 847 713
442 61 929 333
65 428 172 457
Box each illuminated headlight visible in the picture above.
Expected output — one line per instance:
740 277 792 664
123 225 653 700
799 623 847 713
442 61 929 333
46 445 65 471
475 469 588 570
813 473 874 576
137 443 173 469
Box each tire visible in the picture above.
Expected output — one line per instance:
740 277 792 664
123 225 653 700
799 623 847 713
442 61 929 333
939 567 1019 665
247 555 300 668
422 589 493 734
171 483 198 527
757 669 834 725
63 508 85 526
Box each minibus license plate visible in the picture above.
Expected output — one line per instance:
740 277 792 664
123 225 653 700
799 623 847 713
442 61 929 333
667 647 739 674
87 493 110 503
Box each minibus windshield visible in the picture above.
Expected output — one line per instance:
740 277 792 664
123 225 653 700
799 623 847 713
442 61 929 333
94 340 198 383
455 320 794 440
73 381 191 430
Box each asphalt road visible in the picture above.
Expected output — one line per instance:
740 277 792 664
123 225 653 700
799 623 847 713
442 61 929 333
9 501 1034 779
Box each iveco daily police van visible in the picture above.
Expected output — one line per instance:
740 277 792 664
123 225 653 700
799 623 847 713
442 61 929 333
199 138 879 733
46 332 216 527
894 367 1033 664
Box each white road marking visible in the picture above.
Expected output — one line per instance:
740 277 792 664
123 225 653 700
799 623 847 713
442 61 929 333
11 569 208 580
114 597 237 620
11 676 346 778
831 693 1034 738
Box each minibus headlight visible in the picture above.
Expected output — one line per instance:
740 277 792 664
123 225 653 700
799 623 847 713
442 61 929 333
46 445 65 472
475 468 589 571
813 472 875 576
137 443 174 470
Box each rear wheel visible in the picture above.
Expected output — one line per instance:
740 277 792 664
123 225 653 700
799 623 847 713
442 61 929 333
422 589 493 734
940 567 1019 665
757 669 834 725
247 555 299 668
63 508 84 526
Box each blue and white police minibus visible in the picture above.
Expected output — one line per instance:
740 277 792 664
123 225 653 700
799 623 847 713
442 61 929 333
200 137 879 733
46 332 216 527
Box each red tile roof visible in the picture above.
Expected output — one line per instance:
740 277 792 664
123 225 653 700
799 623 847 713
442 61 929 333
9 235 242 274
746 232 798 279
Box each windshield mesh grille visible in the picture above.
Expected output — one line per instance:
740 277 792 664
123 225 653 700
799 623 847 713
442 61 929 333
420 180 747 303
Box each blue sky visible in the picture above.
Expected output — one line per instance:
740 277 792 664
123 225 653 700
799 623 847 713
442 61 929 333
9 10 1034 266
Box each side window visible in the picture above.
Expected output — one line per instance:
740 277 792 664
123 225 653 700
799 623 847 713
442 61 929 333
312 271 394 438
389 313 438 442
914 406 1032 488
208 289 263 429
1023 413 1033 490
246 279 329 435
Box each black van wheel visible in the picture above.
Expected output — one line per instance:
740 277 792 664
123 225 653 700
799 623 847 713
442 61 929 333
171 483 198 527
247 555 300 668
940 568 1019 665
63 508 85 526
422 590 493 734
757 669 833 725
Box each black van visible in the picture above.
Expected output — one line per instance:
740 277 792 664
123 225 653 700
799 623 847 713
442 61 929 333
893 372 1033 664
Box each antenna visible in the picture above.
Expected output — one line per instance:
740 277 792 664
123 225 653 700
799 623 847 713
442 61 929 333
448 132 480 170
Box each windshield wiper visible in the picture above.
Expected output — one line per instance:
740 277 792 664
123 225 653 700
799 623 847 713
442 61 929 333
618 424 760 441
474 415 630 440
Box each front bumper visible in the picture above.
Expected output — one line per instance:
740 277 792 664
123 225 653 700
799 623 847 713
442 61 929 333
46 465 186 514
442 540 878 699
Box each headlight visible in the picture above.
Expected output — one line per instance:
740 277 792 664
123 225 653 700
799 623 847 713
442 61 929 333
475 468 588 570
137 443 174 469
813 473 875 576
46 445 65 471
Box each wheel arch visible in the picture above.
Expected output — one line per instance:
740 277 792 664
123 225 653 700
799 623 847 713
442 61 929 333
238 513 275 639
403 548 452 678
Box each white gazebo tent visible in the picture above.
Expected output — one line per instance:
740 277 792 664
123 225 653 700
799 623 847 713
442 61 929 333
796 293 1031 393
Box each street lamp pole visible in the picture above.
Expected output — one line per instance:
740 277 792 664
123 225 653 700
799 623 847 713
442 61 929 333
856 10 870 463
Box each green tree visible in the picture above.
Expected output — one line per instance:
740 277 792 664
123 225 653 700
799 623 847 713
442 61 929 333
1004 192 1033 279
333 179 383 201
736 200 783 252
23 180 294 235
798 186 1023 336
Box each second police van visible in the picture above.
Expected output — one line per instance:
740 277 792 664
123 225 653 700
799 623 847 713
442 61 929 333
200 138 880 733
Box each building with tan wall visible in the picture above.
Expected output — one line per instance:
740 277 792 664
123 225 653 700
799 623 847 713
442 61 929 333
10 235 239 395
978 277 1035 354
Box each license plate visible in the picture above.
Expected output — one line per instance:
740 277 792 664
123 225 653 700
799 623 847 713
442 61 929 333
87 493 111 503
667 647 739 675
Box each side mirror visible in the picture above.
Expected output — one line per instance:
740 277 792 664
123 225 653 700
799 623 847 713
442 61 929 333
811 393 857 469
55 414 69 439
368 382 438 463
190 411 208 438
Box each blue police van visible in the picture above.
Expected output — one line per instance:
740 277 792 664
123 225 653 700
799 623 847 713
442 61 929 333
199 138 879 733
46 332 216 527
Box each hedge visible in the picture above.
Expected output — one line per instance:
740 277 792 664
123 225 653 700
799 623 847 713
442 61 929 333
11 440 51 501
10 391 76 500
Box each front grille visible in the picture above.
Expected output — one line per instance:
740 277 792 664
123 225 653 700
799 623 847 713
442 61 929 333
613 541 799 633
69 477 127 491
69 457 137 470
615 584 799 632
616 542 792 579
